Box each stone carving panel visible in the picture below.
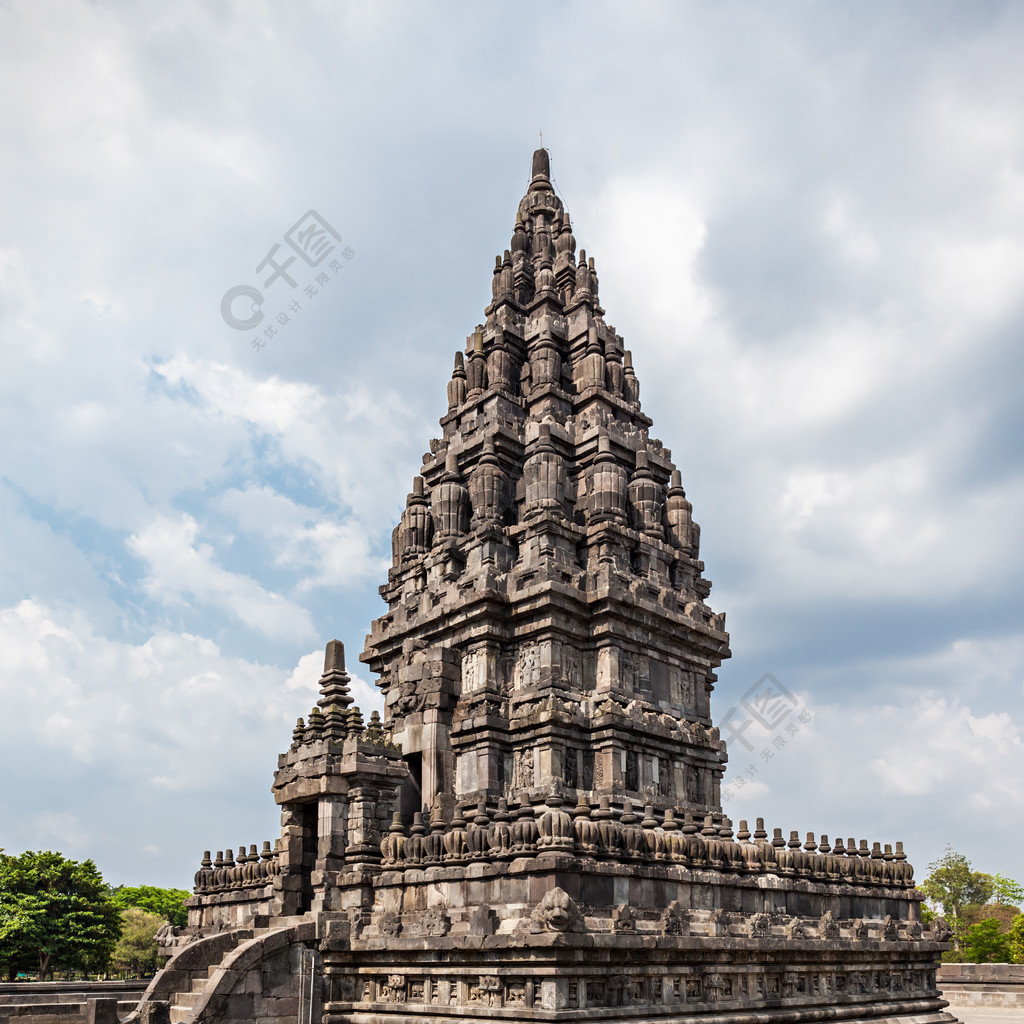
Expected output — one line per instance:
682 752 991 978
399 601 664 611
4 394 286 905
513 746 535 791
563 746 578 788
685 766 701 803
516 643 541 689
581 747 594 789
561 643 582 688
624 749 638 791
658 756 672 798
462 650 481 693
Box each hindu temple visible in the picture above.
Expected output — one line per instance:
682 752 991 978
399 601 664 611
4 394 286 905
133 149 957 1024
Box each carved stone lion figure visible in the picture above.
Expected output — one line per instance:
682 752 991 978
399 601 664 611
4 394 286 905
530 886 586 933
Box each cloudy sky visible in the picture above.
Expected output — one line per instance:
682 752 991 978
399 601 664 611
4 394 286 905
2 1 1023 892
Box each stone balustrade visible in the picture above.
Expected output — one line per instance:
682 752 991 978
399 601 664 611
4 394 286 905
192 842 280 895
377 794 916 890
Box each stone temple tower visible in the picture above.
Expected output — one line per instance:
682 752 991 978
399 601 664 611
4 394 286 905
136 150 959 1024
362 144 729 831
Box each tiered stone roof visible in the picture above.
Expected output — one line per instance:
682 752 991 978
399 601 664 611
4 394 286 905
361 148 730 823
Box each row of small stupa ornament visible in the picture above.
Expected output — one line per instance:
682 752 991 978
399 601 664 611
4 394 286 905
377 796 915 890
393 436 698 566
447 323 636 410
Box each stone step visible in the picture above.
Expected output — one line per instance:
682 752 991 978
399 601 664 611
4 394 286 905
174 991 203 1009
191 977 208 993
169 1006 192 1024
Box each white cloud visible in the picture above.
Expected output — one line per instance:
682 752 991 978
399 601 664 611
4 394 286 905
155 356 324 436
1 1 1023 889
24 811 91 852
0 599 335 880
285 646 383 720
218 485 387 588
722 650 1024 880
128 513 316 640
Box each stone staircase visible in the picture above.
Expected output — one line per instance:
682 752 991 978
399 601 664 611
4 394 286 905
128 918 315 1024
168 964 223 1024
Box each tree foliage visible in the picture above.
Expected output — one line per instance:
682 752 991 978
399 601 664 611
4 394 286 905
920 846 994 949
920 846 1023 960
1009 914 1024 964
110 908 164 977
991 874 1024 908
0 851 121 979
109 885 189 929
963 918 1013 964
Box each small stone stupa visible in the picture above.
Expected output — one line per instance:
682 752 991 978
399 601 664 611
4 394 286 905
137 149 957 1024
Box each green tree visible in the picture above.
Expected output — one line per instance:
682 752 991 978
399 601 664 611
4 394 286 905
992 874 1024 907
0 851 121 980
963 917 1013 963
919 846 1011 954
1009 914 1024 964
110 908 164 977
109 886 189 929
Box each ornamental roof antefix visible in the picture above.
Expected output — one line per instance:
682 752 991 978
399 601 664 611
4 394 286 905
138 150 957 1024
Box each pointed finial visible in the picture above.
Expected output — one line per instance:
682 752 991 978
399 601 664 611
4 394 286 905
529 147 553 193
324 639 345 674
317 639 353 713
366 709 384 743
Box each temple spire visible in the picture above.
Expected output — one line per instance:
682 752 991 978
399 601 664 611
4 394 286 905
363 147 728 818
529 147 553 193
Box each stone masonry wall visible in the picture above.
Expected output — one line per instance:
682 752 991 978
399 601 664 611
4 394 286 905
938 963 1024 1011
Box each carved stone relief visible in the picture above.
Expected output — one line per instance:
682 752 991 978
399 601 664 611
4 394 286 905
625 749 638 791
581 748 594 790
513 746 535 791
560 643 582 689
516 643 541 689
658 756 672 798
563 746 578 788
462 651 481 693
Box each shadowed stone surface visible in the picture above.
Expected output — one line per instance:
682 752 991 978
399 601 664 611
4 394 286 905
132 150 959 1024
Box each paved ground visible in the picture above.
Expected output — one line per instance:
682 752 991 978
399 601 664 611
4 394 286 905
945 1007 1023 1023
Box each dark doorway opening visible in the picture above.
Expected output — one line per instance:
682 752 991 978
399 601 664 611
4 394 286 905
298 802 318 913
398 751 423 821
